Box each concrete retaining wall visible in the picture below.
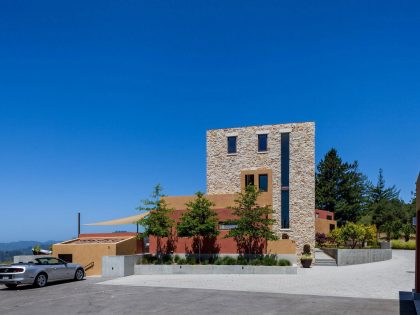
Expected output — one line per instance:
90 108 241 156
13 255 50 263
321 248 392 266
102 255 144 277
135 264 297 275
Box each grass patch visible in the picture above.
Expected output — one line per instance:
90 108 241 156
391 240 416 250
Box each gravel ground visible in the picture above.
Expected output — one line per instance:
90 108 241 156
99 250 415 300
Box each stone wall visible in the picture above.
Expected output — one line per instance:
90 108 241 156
206 122 315 255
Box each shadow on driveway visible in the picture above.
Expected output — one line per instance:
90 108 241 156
0 279 86 291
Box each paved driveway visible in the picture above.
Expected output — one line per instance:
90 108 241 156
0 277 413 315
100 250 415 300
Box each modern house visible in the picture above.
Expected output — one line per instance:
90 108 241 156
53 122 316 273
150 122 316 256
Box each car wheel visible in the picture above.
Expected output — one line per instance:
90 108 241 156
74 268 84 281
5 284 17 289
34 273 48 288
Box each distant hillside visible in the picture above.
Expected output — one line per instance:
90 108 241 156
0 240 60 252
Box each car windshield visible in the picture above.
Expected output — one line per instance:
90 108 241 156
34 258 64 265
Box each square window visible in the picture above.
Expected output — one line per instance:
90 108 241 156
258 174 268 192
227 136 237 154
245 174 254 187
258 134 268 152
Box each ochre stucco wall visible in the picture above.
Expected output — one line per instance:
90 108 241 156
53 242 117 276
267 239 296 254
315 218 337 235
52 236 138 276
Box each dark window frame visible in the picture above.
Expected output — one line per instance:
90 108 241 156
227 136 237 154
245 174 255 187
258 174 268 192
258 134 268 152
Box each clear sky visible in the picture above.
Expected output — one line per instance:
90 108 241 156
0 1 419 242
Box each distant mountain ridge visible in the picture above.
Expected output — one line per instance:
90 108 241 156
0 240 60 252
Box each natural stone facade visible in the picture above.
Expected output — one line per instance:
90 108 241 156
206 122 315 254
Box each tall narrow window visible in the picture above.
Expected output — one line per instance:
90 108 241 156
227 136 237 154
258 174 268 192
245 174 254 187
281 133 290 229
258 134 268 152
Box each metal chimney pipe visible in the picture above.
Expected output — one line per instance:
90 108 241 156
78 212 81 237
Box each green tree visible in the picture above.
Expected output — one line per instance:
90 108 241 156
401 223 414 242
368 169 404 237
177 192 219 262
225 185 278 256
137 185 174 258
316 148 368 225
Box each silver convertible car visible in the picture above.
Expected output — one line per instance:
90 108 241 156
0 257 85 289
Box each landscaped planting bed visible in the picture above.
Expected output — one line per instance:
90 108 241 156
138 254 292 266
135 255 296 274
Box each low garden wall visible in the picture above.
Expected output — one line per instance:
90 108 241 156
322 248 392 266
102 254 144 277
134 264 297 275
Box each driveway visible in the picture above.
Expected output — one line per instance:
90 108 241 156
0 277 413 315
100 250 415 300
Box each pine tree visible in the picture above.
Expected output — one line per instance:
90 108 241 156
316 148 367 225
177 192 219 262
368 169 404 235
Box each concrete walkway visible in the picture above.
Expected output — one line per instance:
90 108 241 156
314 248 337 266
99 250 414 300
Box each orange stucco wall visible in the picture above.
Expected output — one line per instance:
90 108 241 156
267 239 296 254
52 236 139 276
53 241 116 276
315 218 337 235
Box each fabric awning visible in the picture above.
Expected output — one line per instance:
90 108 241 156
84 212 150 226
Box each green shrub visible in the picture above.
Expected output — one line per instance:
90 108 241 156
176 257 187 265
391 240 416 250
277 259 291 266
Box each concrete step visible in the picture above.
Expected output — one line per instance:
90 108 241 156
314 259 337 266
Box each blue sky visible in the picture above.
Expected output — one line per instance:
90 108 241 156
0 1 419 242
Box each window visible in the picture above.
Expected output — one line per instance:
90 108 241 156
35 257 63 265
258 134 268 152
219 223 238 230
245 174 254 187
258 174 268 192
58 254 73 263
281 133 290 229
330 224 335 231
227 136 237 154
327 215 332 220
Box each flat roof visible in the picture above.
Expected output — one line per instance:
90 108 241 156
65 238 128 244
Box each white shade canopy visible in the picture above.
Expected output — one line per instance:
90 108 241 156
84 212 150 226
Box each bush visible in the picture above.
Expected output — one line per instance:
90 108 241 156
138 254 291 266
328 223 377 249
315 233 327 247
391 240 416 250
277 259 291 266
303 244 311 255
